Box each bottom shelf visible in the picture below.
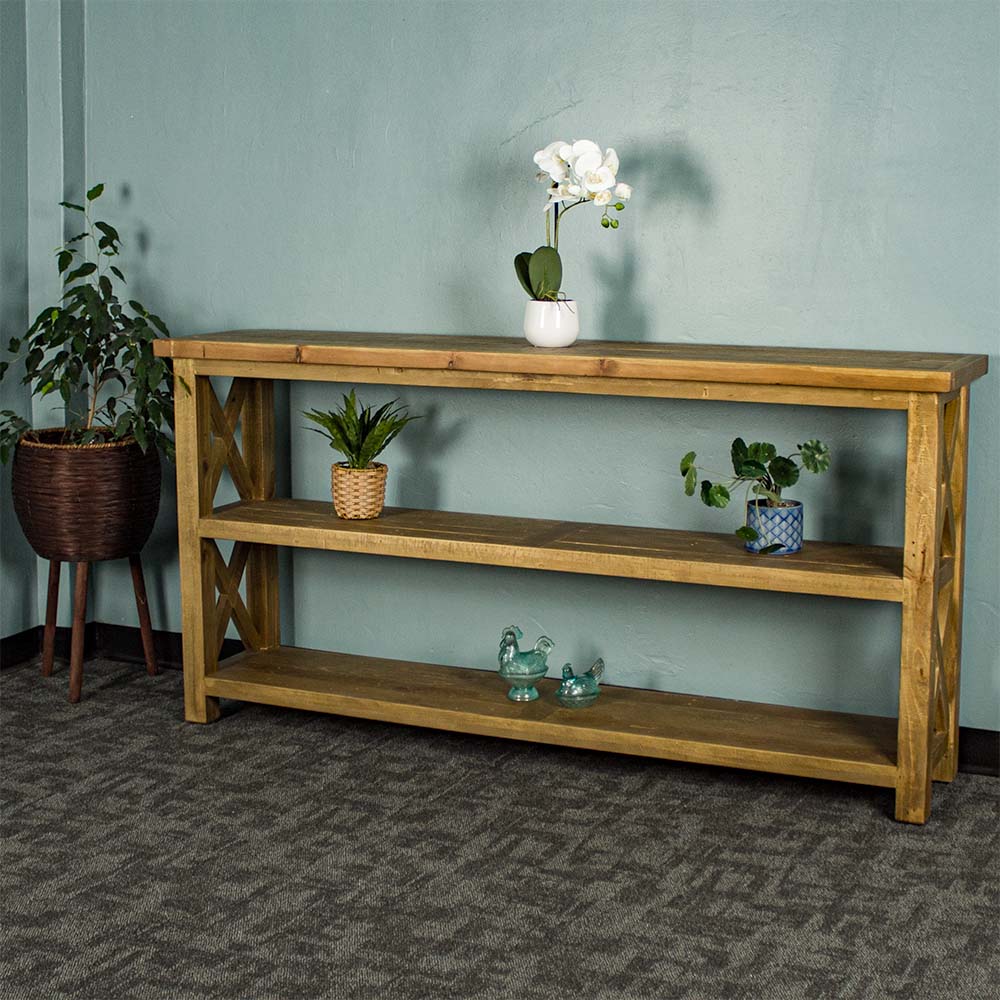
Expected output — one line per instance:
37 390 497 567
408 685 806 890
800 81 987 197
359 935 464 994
205 646 899 788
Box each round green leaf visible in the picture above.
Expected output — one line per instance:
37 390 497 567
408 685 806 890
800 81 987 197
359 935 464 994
708 483 731 508
730 437 748 474
737 460 768 479
679 450 696 475
768 455 800 488
799 439 831 474
747 441 776 464
684 466 697 496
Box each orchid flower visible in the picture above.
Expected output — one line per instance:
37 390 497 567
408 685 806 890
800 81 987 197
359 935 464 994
517 138 633 302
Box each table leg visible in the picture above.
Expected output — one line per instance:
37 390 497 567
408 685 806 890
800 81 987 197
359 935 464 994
174 360 221 723
932 387 969 782
242 379 280 650
895 392 944 823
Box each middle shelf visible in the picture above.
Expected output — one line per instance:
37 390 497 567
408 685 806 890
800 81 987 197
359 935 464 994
202 499 904 601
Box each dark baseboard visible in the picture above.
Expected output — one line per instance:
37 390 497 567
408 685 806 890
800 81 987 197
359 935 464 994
0 621 242 672
958 727 1000 777
2 622 997 777
85 622 244 670
0 621 100 667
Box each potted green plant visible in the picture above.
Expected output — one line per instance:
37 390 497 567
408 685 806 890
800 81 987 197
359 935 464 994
515 139 633 348
0 183 177 565
679 438 831 554
303 390 419 519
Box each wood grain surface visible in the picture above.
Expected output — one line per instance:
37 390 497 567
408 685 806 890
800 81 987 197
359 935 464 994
153 331 989 392
205 645 900 787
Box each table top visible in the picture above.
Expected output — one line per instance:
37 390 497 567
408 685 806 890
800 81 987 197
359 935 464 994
153 331 989 392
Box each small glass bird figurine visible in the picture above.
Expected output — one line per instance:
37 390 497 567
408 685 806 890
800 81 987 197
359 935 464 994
555 658 605 708
497 625 554 702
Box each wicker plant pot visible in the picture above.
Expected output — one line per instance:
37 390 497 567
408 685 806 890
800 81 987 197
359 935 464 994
331 462 387 519
12 428 161 562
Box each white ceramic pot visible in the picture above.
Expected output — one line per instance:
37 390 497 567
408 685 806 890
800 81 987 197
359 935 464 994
523 299 579 348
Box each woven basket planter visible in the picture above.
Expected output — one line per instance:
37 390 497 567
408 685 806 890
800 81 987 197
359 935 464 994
12 428 161 562
331 462 387 519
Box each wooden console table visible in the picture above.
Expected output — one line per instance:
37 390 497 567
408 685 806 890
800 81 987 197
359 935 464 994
154 333 988 824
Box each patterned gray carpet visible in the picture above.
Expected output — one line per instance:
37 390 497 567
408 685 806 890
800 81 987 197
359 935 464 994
1 658 998 1000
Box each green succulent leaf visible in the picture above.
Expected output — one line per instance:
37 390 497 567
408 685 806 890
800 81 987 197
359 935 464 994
514 252 533 298
86 183 104 201
527 246 562 300
768 456 800 488
799 439 831 474
303 393 420 469
57 251 73 274
757 543 784 555
679 450 696 475
59 201 86 212
735 525 759 542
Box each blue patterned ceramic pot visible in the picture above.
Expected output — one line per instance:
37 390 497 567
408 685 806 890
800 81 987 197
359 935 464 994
745 500 803 555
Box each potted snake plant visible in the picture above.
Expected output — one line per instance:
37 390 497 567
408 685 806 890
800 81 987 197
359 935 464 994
0 183 177 565
303 390 419 519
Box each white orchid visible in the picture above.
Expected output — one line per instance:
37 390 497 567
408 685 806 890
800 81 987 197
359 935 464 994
533 141 569 183
518 137 633 301
532 138 632 219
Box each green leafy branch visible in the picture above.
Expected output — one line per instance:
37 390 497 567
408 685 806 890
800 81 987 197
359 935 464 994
0 182 179 462
303 390 420 469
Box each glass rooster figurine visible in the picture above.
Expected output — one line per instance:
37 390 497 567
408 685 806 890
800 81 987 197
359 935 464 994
555 658 605 708
497 625 554 702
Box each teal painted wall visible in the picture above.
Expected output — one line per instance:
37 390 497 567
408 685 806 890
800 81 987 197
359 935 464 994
0 0 37 639
14 1 1000 728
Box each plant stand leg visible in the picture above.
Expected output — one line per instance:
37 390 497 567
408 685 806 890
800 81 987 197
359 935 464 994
68 561 89 703
895 392 944 824
174 360 221 723
129 553 159 677
41 560 60 677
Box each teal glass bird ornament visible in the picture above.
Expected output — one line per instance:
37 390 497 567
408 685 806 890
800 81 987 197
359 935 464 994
555 658 605 708
497 625 554 702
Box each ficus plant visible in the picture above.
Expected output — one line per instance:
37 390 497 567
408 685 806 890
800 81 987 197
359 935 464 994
680 438 831 553
303 390 420 469
515 139 633 302
0 183 177 463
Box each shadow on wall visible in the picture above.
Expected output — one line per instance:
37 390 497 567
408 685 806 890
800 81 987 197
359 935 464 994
393 402 466 510
819 445 898 547
596 139 714 342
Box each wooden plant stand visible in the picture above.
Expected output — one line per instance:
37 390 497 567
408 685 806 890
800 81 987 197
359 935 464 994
42 554 159 702
154 333 987 824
